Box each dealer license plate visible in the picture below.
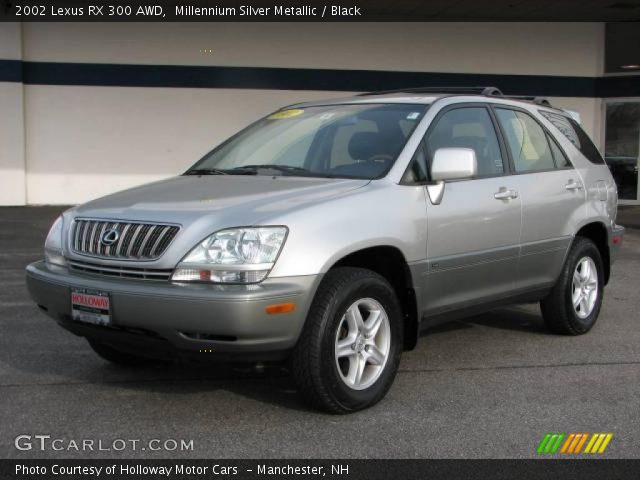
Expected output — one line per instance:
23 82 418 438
71 288 111 326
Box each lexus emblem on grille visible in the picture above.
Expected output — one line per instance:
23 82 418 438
100 229 120 246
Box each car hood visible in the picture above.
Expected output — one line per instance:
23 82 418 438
71 175 370 227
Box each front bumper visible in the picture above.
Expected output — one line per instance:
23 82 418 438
26 261 321 361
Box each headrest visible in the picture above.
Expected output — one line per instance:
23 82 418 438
348 131 391 161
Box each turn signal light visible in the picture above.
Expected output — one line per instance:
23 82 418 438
265 303 296 315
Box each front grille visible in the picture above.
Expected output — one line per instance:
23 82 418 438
71 219 180 260
68 259 173 281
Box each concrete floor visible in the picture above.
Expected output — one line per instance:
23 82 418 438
1 206 639 459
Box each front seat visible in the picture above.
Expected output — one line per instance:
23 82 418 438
331 131 399 177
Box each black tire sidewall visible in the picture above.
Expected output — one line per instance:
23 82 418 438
317 274 403 411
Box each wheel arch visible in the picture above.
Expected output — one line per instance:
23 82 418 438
329 245 419 351
575 221 610 285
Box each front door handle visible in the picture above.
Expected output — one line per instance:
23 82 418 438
494 188 519 200
565 179 584 191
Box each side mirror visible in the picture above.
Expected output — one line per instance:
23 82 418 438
431 148 477 182
426 148 477 205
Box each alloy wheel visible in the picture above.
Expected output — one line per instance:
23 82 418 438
334 298 391 390
571 256 598 319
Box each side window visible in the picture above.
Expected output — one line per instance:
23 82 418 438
404 107 504 183
568 118 605 164
547 134 572 168
417 107 505 180
403 140 429 183
539 110 604 165
496 109 555 173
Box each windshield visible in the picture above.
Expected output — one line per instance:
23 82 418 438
186 103 427 179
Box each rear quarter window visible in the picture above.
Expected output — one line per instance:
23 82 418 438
539 110 604 164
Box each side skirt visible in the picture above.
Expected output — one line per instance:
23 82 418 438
418 287 553 331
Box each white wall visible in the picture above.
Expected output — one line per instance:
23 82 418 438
0 23 25 205
2 22 606 205
24 86 352 204
23 22 604 76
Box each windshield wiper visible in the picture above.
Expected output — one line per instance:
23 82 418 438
229 164 314 176
184 168 230 176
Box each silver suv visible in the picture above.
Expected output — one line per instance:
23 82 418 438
26 87 625 413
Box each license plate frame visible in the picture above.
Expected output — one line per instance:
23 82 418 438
71 288 112 326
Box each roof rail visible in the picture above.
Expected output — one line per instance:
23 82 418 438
502 95 552 107
357 86 504 97
356 86 554 108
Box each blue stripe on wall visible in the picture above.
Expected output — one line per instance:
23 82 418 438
0 59 22 82
597 75 640 97
1 60 638 97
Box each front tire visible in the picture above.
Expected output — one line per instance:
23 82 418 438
541 237 604 335
291 267 403 413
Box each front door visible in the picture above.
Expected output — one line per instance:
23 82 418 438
424 177 522 314
419 105 522 315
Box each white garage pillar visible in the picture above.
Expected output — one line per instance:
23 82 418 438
0 23 26 205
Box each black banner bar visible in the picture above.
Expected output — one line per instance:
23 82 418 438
3 459 640 480
2 0 640 21
5 1 368 22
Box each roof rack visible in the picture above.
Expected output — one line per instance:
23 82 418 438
501 95 552 107
357 86 503 97
357 86 553 107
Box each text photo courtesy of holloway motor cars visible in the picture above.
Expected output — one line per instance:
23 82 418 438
1 1 640 479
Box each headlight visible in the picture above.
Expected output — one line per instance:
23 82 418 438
172 227 287 284
44 216 67 267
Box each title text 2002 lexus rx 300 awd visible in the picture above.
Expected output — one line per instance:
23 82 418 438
27 87 624 413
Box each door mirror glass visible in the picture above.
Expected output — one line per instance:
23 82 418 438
431 148 478 181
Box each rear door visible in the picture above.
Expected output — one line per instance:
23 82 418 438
492 106 585 290
411 105 523 315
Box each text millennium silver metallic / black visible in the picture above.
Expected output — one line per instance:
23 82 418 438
174 5 362 17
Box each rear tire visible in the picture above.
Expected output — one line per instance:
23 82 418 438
88 340 160 366
291 267 403 414
540 237 604 335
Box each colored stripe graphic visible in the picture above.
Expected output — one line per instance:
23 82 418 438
539 433 613 454
584 434 599 453
567 433 585 454
585 433 613 454
564 433 588 454
537 433 565 454
574 433 589 453
560 433 575 454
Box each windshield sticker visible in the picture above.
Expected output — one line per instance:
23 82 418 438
268 109 305 120
406 112 420 120
318 113 335 121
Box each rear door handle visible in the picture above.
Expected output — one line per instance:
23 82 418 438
494 188 519 200
565 179 584 191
